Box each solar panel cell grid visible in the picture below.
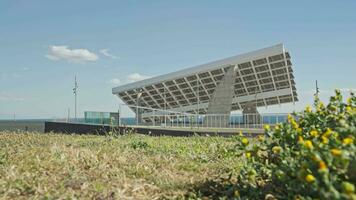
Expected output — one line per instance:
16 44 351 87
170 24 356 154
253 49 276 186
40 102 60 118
113 44 297 116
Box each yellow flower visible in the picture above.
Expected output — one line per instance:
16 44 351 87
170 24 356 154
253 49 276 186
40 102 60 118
346 106 352 113
310 130 319 137
298 136 304 143
318 102 324 109
343 137 353 145
245 152 251 158
321 136 329 144
241 138 249 146
264 124 270 131
275 124 280 131
305 174 315 183
318 161 328 172
297 128 302 134
312 154 321 162
258 135 264 142
305 105 312 113
347 97 352 105
331 148 342 156
287 114 293 122
272 146 282 154
323 128 332 137
291 120 299 129
342 182 355 194
304 140 313 149
239 130 243 136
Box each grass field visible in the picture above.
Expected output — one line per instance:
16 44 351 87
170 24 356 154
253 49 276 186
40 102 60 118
0 132 244 199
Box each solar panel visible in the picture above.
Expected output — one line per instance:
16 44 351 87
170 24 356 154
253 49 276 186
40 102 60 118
113 44 297 119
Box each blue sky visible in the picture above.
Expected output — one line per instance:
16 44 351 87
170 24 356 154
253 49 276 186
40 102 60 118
0 0 355 119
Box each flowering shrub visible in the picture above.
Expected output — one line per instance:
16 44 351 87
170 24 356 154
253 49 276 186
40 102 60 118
235 90 356 199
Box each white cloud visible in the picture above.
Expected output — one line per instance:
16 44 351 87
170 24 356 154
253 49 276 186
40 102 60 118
108 73 150 86
339 88 356 93
100 49 119 59
0 92 24 101
109 78 121 85
46 45 98 63
127 73 150 83
0 73 22 79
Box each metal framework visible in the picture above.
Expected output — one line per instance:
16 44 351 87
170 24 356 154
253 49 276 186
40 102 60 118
112 44 298 122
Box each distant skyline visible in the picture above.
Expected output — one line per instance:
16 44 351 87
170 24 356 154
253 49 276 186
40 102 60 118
1 0 356 119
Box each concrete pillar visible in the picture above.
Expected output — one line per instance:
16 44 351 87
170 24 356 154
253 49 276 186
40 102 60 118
204 65 237 127
242 101 261 125
136 93 143 125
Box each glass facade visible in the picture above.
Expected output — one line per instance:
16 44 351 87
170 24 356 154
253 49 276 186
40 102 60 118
84 111 119 125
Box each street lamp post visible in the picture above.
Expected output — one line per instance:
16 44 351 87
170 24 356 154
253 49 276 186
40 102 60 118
73 75 78 121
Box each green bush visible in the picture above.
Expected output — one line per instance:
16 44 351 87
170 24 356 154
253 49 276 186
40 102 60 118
234 90 356 199
129 140 150 149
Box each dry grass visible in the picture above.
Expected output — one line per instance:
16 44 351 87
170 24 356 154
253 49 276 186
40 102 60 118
0 132 243 199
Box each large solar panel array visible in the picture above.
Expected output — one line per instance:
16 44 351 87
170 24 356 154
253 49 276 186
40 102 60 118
113 44 297 117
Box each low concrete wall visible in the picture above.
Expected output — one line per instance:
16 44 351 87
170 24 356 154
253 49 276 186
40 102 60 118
45 122 121 135
0 120 44 132
44 121 263 137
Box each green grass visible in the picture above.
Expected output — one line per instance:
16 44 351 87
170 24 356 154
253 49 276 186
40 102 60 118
0 132 245 199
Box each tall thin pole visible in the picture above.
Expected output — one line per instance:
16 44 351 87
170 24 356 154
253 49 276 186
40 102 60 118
315 80 320 97
73 75 78 120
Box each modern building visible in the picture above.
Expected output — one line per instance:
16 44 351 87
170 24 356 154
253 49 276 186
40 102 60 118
112 44 297 127
84 111 120 125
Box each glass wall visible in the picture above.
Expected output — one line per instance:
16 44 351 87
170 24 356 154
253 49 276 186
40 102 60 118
84 111 119 125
